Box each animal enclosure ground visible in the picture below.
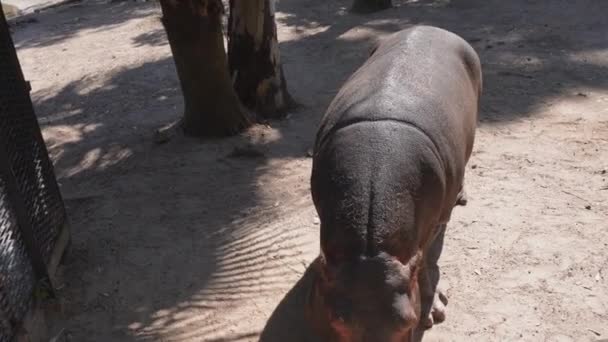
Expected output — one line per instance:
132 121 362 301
11 0 608 341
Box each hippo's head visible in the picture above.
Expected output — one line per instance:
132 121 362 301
308 252 422 342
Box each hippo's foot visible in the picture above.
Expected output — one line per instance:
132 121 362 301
421 287 448 329
456 188 468 206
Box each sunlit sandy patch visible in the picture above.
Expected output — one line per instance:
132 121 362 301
42 123 102 153
127 203 318 341
62 145 133 177
338 20 400 42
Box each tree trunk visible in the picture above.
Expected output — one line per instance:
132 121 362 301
228 0 294 119
160 0 252 137
351 0 392 13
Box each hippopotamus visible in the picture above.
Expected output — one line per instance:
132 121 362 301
306 26 482 341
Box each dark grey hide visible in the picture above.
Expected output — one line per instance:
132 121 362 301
308 25 482 342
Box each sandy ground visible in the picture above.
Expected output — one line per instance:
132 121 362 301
10 0 608 341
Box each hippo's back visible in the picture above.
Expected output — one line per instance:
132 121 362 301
315 26 481 169
313 26 482 229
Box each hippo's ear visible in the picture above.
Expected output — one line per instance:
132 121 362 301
407 250 423 281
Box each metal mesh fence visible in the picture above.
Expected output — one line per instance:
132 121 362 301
0 177 36 341
1 7 68 340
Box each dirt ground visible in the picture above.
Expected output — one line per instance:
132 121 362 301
11 0 608 341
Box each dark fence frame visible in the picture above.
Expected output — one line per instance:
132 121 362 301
0 6 70 341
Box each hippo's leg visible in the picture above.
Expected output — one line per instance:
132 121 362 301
419 223 448 329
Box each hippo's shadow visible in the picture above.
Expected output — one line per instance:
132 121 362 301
259 262 319 342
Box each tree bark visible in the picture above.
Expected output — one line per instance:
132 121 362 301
160 0 252 137
351 0 392 13
228 0 294 119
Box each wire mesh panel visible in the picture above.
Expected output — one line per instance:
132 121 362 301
0 20 66 264
0 177 36 342
0 6 69 341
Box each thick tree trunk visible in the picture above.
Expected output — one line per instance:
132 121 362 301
228 0 294 119
160 0 252 137
351 0 392 13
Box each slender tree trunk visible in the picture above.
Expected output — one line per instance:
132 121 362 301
160 0 252 137
228 0 294 119
351 0 392 13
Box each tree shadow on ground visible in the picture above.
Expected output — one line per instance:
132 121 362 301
34 57 314 341
276 0 608 124
11 0 159 49
132 28 167 47
10 0 608 340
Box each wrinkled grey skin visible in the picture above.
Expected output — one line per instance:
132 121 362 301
307 26 482 342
